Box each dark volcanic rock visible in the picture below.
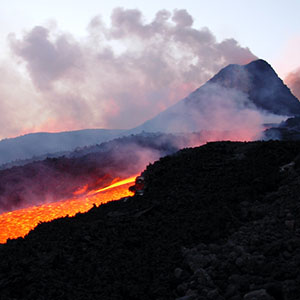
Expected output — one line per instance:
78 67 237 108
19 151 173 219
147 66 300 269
1 141 300 299
265 116 300 141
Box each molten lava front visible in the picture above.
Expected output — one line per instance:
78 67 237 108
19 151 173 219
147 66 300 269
0 176 136 244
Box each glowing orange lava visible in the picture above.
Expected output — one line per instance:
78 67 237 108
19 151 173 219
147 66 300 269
0 175 137 244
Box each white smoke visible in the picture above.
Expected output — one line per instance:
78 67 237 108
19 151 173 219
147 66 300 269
0 8 257 139
285 67 300 100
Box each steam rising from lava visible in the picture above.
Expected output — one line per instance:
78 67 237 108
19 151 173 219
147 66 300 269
0 133 185 213
134 82 286 140
1 8 257 138
0 175 136 243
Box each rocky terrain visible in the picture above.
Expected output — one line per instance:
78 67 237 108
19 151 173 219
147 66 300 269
265 116 300 141
1 141 300 299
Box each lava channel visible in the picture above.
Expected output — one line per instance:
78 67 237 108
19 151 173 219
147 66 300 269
0 175 137 243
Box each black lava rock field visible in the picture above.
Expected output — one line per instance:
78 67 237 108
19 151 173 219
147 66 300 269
1 141 300 300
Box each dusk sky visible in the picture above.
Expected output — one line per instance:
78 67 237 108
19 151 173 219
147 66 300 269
1 0 300 139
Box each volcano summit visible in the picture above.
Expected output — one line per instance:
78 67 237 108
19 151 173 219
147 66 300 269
132 59 299 135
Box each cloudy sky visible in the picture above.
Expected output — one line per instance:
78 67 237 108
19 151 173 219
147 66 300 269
0 0 300 139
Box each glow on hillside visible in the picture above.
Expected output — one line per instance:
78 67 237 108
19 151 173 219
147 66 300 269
0 175 137 243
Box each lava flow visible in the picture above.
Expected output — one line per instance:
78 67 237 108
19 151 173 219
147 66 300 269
0 175 137 244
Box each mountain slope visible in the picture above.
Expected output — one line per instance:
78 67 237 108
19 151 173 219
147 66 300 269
131 59 300 134
0 129 125 166
2 59 299 167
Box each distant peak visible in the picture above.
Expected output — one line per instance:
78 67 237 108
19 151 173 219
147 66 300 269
247 59 269 65
210 59 277 85
217 59 273 74
245 59 274 72
206 58 300 116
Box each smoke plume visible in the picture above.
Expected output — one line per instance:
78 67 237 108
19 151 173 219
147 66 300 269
1 8 257 138
285 68 300 100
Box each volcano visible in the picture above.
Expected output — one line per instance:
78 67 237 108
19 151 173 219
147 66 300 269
210 59 300 115
131 59 300 134
2 61 300 299
1 59 300 168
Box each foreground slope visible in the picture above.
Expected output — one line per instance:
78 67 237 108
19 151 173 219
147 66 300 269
1 141 300 299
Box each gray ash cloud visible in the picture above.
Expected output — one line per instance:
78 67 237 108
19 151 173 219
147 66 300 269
4 8 257 137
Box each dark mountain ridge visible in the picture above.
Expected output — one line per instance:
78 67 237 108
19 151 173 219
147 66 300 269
132 59 300 134
209 59 300 116
0 129 125 167
264 116 300 141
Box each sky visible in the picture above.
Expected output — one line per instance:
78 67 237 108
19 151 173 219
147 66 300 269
0 0 300 139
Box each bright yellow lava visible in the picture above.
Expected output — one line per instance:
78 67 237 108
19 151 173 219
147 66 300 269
88 176 137 195
0 175 136 244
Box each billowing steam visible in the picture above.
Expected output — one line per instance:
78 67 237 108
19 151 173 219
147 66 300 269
0 132 198 213
0 8 257 139
133 80 287 141
285 68 300 100
2 8 285 215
